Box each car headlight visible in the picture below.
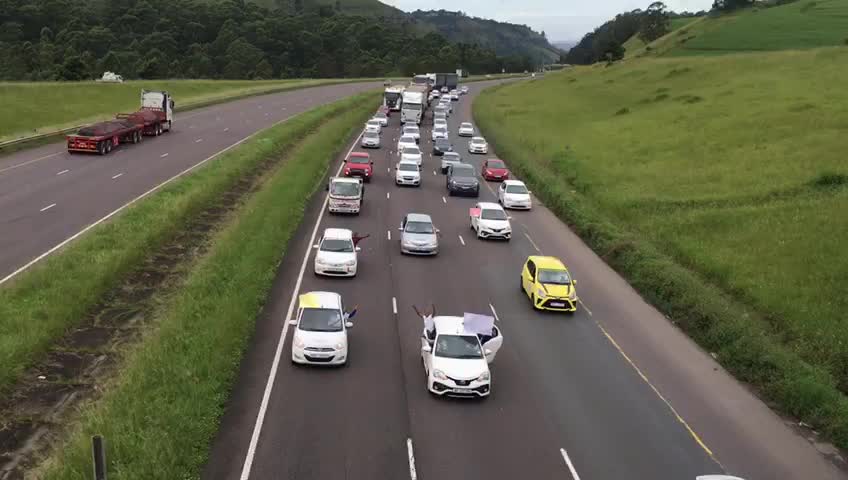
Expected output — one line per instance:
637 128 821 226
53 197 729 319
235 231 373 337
476 371 490 382
293 335 305 348
450 180 457 185
343 259 356 266
433 369 447 380
335 342 345 350
569 289 577 300
316 257 329 265
537 288 546 298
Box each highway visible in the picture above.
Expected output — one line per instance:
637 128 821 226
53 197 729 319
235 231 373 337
203 81 847 480
0 81 380 283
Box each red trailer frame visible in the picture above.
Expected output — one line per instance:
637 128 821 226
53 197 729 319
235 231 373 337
66 120 143 155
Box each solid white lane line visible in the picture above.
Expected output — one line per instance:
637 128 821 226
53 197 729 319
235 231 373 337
387 192 390 199
1 110 319 286
57 169 69 176
392 297 398 315
160 153 169 158
0 152 63 174
442 196 447 204
578 299 593 316
407 438 418 480
458 235 465 246
560 448 582 480
524 232 542 253
111 173 123 180
195 138 203 143
238 129 365 480
489 303 500 322
387 230 392 240
40 203 57 212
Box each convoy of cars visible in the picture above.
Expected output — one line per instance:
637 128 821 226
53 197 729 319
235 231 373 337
303 83 581 401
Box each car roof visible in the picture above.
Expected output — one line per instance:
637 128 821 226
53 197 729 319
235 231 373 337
461 122 472 126
471 136 485 141
402 145 420 152
323 228 353 240
432 316 478 336
503 179 525 186
529 255 568 270
405 212 432 223
333 177 361 184
367 119 381 123
404 125 419 130
299 291 342 310
478 202 502 210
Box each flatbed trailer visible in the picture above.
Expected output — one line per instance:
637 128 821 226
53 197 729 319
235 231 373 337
66 120 143 155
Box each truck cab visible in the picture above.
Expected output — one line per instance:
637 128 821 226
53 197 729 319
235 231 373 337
327 177 364 214
140 90 174 132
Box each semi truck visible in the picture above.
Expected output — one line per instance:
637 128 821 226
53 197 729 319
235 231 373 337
66 90 175 155
401 85 428 125
383 86 404 111
433 73 460 92
327 177 364 214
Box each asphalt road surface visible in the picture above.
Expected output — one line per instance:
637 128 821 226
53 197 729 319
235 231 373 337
0 81 381 283
203 81 847 480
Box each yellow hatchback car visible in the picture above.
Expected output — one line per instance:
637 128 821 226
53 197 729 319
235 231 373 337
520 256 578 312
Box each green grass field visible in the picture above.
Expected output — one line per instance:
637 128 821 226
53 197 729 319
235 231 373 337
0 78 367 142
475 47 848 444
629 0 848 57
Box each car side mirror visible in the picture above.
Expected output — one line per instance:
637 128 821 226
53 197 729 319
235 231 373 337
528 190 533 194
355 246 361 252
398 227 403 231
313 244 319 249
507 216 513 220
572 279 577 285
345 321 354 329
484 348 493 356
422 345 432 353
288 319 297 326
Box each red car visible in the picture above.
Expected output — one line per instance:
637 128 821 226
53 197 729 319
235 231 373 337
344 152 374 182
481 159 510 181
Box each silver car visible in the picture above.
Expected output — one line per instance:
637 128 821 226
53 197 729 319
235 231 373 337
440 152 462 174
399 213 440 255
361 130 381 148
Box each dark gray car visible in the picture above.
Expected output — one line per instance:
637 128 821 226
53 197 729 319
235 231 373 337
433 138 452 156
446 163 480 197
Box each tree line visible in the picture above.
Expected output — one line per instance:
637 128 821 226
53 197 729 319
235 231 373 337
563 0 756 65
0 0 533 81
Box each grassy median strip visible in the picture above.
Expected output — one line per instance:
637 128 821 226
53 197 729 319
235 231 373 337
474 51 848 448
0 77 374 144
34 91 375 480
0 92 375 393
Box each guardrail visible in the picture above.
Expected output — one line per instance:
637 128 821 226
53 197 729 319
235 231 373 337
0 125 84 150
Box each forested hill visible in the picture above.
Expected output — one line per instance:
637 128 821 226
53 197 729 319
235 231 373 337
0 0 536 81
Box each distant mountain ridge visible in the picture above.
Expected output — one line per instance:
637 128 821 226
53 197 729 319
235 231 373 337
258 0 562 62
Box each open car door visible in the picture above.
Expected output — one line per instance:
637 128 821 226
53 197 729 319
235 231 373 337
463 313 503 364
481 326 503 364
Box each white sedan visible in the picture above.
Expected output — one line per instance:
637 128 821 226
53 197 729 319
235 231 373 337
365 119 382 134
290 291 355 366
397 135 417 153
470 202 512 240
431 126 449 141
401 145 423 166
458 122 474 137
468 136 489 154
421 315 503 398
498 180 532 210
403 125 421 143
313 228 359 277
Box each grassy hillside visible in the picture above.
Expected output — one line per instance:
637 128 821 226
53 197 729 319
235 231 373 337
624 16 702 55
475 47 848 444
632 0 848 57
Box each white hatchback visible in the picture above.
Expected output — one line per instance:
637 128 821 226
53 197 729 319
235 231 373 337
498 180 532 210
470 202 512 240
313 228 359 277
401 145 423 166
397 135 417 153
403 125 421 143
290 291 355 366
431 126 449 141
458 122 474 137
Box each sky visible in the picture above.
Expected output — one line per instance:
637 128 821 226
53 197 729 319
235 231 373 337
381 0 714 42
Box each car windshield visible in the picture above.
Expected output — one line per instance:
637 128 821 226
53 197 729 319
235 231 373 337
367 120 380 126
348 157 369 165
436 139 450 147
444 153 461 162
375 113 387 118
299 308 343 332
506 184 528 194
405 103 422 111
364 131 378 138
452 166 474 177
405 220 434 234
321 238 354 253
398 163 418 172
538 269 571 285
481 209 508 220
403 146 421 155
487 160 506 169
404 127 418 134
435 127 446 133
330 182 360 196
435 335 483 359
400 136 415 144
461 123 472 129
